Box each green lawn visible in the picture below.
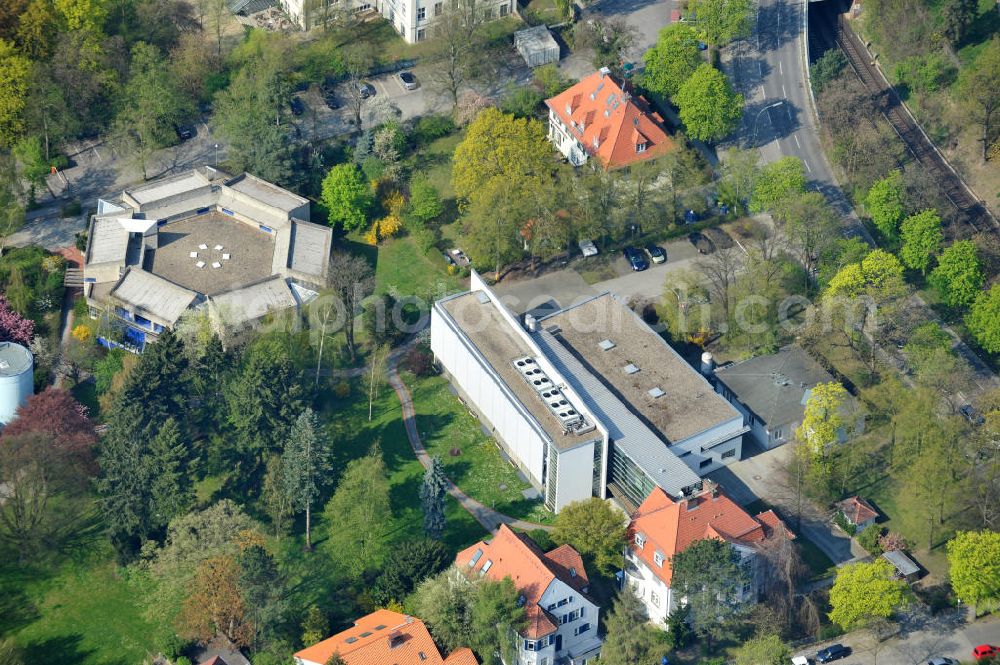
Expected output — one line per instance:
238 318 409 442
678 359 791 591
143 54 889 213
797 536 837 580
373 235 463 299
411 374 553 525
0 510 168 665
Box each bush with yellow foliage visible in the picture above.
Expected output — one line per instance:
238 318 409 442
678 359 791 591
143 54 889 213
71 324 92 342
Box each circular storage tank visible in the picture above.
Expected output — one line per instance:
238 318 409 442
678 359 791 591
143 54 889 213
0 341 33 426
700 351 715 376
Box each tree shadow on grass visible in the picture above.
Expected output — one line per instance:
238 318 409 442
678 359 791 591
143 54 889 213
0 585 40 635
22 635 98 665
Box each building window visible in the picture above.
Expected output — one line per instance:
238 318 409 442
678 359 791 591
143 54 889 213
525 639 536 651
636 141 647 153
500 1 509 14
417 27 426 39
650 590 661 607
634 533 645 549
417 5 425 19
721 448 736 459
484 6 493 18
561 608 583 624
434 0 443 13
574 623 591 636
653 551 664 567
699 458 713 468
773 427 783 440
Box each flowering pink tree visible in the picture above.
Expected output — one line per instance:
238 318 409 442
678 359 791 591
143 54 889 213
879 531 908 552
0 295 34 346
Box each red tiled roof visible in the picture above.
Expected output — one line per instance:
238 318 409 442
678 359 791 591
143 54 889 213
628 484 792 586
294 609 478 665
545 70 676 169
836 496 879 526
755 509 796 540
455 525 591 639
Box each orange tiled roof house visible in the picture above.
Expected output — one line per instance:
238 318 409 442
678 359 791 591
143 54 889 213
623 482 793 628
455 525 602 665
544 68 675 170
293 609 478 665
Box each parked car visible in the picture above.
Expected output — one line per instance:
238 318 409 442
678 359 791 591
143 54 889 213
174 124 195 141
816 645 851 663
398 71 418 90
960 404 985 426
578 239 599 257
645 245 666 264
928 658 959 665
357 81 375 99
623 246 648 271
791 657 811 665
290 97 305 116
973 645 998 661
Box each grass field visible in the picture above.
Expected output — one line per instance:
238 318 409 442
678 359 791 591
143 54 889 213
412 374 553 524
373 235 463 300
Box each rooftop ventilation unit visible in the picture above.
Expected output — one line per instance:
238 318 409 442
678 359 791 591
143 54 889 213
648 386 666 398
623 363 640 375
598 339 615 351
512 356 585 429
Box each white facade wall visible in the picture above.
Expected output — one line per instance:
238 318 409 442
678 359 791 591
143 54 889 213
552 440 598 512
431 306 548 487
529 580 601 665
547 110 587 166
671 416 746 475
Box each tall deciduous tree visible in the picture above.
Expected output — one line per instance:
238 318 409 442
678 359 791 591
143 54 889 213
424 0 485 108
689 0 755 50
281 408 332 550
551 497 626 576
325 250 374 362
323 443 391 577
899 209 943 275
670 537 750 643
0 39 31 147
941 0 977 45
320 164 373 231
180 555 254 648
967 284 1000 354
749 156 807 213
777 191 840 287
599 585 666 665
946 530 1000 614
930 240 984 307
420 456 448 540
796 381 848 460
959 37 1000 161
2 386 96 464
828 559 910 631
675 64 743 142
865 170 906 239
643 23 704 99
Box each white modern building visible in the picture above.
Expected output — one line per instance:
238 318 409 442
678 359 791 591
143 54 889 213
624 483 793 627
277 0 513 42
456 525 602 665
84 168 331 350
430 271 748 514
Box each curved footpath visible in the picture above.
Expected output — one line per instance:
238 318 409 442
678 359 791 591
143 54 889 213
384 349 551 534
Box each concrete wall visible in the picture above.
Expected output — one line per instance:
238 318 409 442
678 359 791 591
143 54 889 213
671 416 745 474
553 439 598 512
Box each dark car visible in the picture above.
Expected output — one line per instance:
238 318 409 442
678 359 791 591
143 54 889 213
358 81 375 99
960 404 985 426
645 245 666 264
623 246 648 271
323 91 340 110
174 124 195 141
290 97 305 116
816 644 851 663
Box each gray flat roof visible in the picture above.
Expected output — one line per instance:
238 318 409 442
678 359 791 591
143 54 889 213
88 216 131 264
111 269 198 325
439 291 584 450
515 24 559 51
882 550 919 576
146 212 276 296
533 328 701 497
287 220 332 279
541 294 740 443
125 171 210 206
0 342 32 376
225 173 307 211
713 345 842 428
210 275 297 326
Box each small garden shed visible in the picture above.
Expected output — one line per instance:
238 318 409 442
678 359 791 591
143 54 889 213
515 25 560 67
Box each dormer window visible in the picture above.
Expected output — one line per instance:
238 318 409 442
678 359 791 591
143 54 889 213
565 103 572 116
636 141 647 153
654 551 665 567
634 532 645 548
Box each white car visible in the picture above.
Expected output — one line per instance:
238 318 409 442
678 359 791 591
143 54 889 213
578 239 598 257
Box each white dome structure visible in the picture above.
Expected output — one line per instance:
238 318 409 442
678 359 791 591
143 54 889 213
0 341 33 425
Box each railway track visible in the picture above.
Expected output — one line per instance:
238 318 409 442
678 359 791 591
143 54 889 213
810 2 999 240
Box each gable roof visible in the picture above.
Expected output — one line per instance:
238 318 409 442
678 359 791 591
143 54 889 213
545 70 675 169
836 496 879 525
110 268 199 326
293 609 478 665
628 484 792 586
454 525 592 639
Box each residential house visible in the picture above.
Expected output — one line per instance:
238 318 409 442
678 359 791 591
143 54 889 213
455 524 602 665
431 271 747 515
294 609 478 665
623 482 793 627
712 345 863 450
835 496 879 531
544 68 675 169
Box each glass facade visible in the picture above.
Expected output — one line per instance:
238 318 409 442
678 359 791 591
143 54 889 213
608 441 655 509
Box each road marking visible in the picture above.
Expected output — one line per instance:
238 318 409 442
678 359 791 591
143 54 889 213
761 87 767 99
782 84 787 97
759 62 763 77
794 135 801 148
779 61 783 76
804 159 812 173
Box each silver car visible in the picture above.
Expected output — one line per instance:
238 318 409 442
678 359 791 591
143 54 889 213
578 239 598 257
398 71 418 90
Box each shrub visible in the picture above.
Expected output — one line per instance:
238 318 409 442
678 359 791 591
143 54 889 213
334 381 351 398
413 114 456 143
500 84 544 118
879 531 907 552
810 50 847 93
818 624 845 640
856 523 885 554
174 658 192 665
833 511 857 536
403 345 435 377
527 528 554 550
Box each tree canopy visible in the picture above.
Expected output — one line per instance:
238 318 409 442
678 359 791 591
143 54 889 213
321 163 373 231
946 530 1000 613
643 24 704 99
929 240 984 307
689 0 755 48
551 497 626 577
733 634 789 665
675 64 743 142
750 156 807 213
865 170 906 239
796 381 848 459
670 537 750 640
967 284 1000 354
595 586 666 665
828 559 910 631
898 209 942 274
